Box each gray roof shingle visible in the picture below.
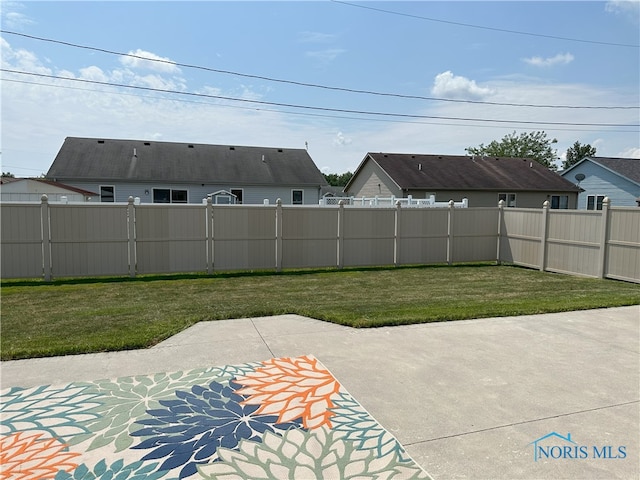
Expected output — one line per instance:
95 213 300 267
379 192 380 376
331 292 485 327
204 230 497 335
46 137 327 186
587 157 640 184
364 153 579 192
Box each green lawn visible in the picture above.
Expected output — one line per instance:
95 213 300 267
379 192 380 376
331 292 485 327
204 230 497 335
1 264 638 360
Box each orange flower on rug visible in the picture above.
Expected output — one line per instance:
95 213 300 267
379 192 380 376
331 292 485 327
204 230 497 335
0 432 79 479
234 355 341 429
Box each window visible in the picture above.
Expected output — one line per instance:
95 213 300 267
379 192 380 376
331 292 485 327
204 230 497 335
153 188 188 203
100 185 115 202
153 189 171 203
292 189 303 205
231 189 243 204
498 193 517 207
171 189 188 203
550 195 569 209
587 195 605 210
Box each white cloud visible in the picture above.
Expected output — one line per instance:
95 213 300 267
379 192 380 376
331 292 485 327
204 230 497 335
120 49 181 74
618 147 640 158
305 48 346 65
298 31 338 43
1 37 52 75
129 73 185 91
4 11 34 29
333 131 352 146
79 66 109 83
431 71 493 100
523 53 575 67
1 2 34 29
606 0 640 22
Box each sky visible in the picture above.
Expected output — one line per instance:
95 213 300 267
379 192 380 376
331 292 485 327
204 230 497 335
1 0 639 177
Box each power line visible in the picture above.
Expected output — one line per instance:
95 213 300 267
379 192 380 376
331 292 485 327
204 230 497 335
1 30 637 110
6 77 636 134
3 69 638 129
331 0 640 48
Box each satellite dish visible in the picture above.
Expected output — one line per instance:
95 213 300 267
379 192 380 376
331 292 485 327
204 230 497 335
575 173 585 182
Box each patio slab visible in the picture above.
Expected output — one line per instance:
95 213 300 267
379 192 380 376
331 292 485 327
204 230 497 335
1 306 638 479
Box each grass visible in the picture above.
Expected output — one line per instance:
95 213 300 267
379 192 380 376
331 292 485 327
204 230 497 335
1 264 638 360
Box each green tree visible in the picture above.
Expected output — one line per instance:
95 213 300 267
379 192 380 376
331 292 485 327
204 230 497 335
1 171 15 178
323 171 353 187
563 141 596 170
466 131 559 170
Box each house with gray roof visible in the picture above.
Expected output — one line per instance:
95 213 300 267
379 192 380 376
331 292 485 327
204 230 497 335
46 137 329 205
344 152 580 208
560 157 640 209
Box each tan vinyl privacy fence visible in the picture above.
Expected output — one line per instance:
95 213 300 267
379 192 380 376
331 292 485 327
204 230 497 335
2 196 639 283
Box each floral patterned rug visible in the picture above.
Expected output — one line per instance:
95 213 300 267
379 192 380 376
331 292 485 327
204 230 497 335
1 354 431 479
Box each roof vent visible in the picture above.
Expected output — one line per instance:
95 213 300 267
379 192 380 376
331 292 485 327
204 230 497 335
97 140 104 144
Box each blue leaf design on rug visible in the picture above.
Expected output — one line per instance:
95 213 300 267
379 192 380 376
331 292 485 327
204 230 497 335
0 355 432 479
130 379 304 478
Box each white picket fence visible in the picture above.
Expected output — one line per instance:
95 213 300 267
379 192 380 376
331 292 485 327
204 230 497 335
319 195 468 208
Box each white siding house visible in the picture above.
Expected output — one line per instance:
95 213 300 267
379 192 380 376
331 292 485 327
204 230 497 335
0 178 96 202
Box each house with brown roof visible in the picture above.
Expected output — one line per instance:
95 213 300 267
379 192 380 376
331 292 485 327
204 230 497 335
0 177 96 202
46 137 329 205
344 153 580 208
560 157 640 209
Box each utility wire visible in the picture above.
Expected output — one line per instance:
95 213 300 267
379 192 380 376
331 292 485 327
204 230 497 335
3 69 638 128
331 0 640 48
1 30 637 110
6 77 636 134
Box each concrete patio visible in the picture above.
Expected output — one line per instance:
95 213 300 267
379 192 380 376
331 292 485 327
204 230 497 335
1 305 638 479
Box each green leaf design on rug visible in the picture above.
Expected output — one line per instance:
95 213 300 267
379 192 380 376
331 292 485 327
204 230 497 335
54 458 169 480
0 384 102 440
69 364 260 452
330 391 410 461
198 426 430 479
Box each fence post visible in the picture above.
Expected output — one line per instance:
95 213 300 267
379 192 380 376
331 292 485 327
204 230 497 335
597 197 610 279
539 200 550 272
496 199 505 265
337 200 345 269
206 197 214 274
394 200 401 266
447 200 455 265
41 194 52 281
275 198 283 272
127 197 136 278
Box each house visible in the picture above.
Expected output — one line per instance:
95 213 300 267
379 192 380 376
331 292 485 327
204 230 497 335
45 137 329 205
0 177 96 202
528 432 577 462
560 157 640 209
344 153 580 208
